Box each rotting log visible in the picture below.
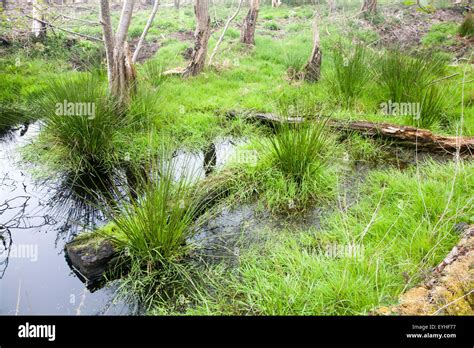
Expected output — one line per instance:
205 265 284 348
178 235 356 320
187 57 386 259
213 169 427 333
225 110 474 155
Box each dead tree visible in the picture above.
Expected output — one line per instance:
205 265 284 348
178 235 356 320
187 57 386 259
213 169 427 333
361 0 377 17
240 0 258 45
132 0 159 63
303 15 322 82
31 0 47 38
183 0 210 77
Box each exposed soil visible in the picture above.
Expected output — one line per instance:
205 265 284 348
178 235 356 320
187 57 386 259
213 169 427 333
129 38 161 64
376 224 474 315
374 6 472 59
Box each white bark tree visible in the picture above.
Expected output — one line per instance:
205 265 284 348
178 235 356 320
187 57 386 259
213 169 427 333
100 0 137 104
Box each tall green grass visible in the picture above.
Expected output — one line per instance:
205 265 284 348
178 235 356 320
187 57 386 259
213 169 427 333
107 159 202 265
33 73 124 172
327 44 371 108
100 155 214 310
376 49 447 128
267 119 332 186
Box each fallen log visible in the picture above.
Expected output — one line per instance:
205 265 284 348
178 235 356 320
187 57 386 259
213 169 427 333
226 110 474 155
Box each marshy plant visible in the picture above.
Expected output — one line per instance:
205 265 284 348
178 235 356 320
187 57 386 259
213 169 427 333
99 153 220 309
0 102 29 136
411 83 447 128
141 58 171 88
267 118 332 187
273 87 319 119
377 49 448 127
283 51 306 80
33 73 125 172
327 44 371 108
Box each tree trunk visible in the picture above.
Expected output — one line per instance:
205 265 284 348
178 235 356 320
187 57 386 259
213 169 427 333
240 0 258 45
132 0 160 63
271 0 281 7
327 0 336 14
183 0 210 77
99 0 137 104
303 15 321 83
100 0 115 90
174 0 180 10
226 110 474 155
361 0 377 17
31 0 47 38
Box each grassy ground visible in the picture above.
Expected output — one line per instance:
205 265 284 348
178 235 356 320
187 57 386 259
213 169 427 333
1 1 473 315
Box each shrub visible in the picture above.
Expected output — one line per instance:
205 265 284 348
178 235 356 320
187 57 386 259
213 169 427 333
264 22 280 31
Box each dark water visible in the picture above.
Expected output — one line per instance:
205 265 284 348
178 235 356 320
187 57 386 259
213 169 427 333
0 119 451 314
0 122 242 315
0 123 131 315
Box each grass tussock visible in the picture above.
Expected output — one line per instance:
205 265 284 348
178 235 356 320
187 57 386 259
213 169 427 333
34 73 125 172
327 44 371 108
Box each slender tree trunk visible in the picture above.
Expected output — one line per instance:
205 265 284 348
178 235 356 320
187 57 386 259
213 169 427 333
271 0 281 7
361 0 377 17
132 0 159 63
183 0 210 77
100 0 115 90
113 0 137 104
99 0 137 104
208 0 244 66
174 0 180 10
31 0 46 38
303 15 321 83
240 0 258 45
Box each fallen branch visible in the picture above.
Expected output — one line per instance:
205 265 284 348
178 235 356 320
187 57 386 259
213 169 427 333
25 15 103 42
208 0 244 66
132 0 160 64
226 110 474 155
